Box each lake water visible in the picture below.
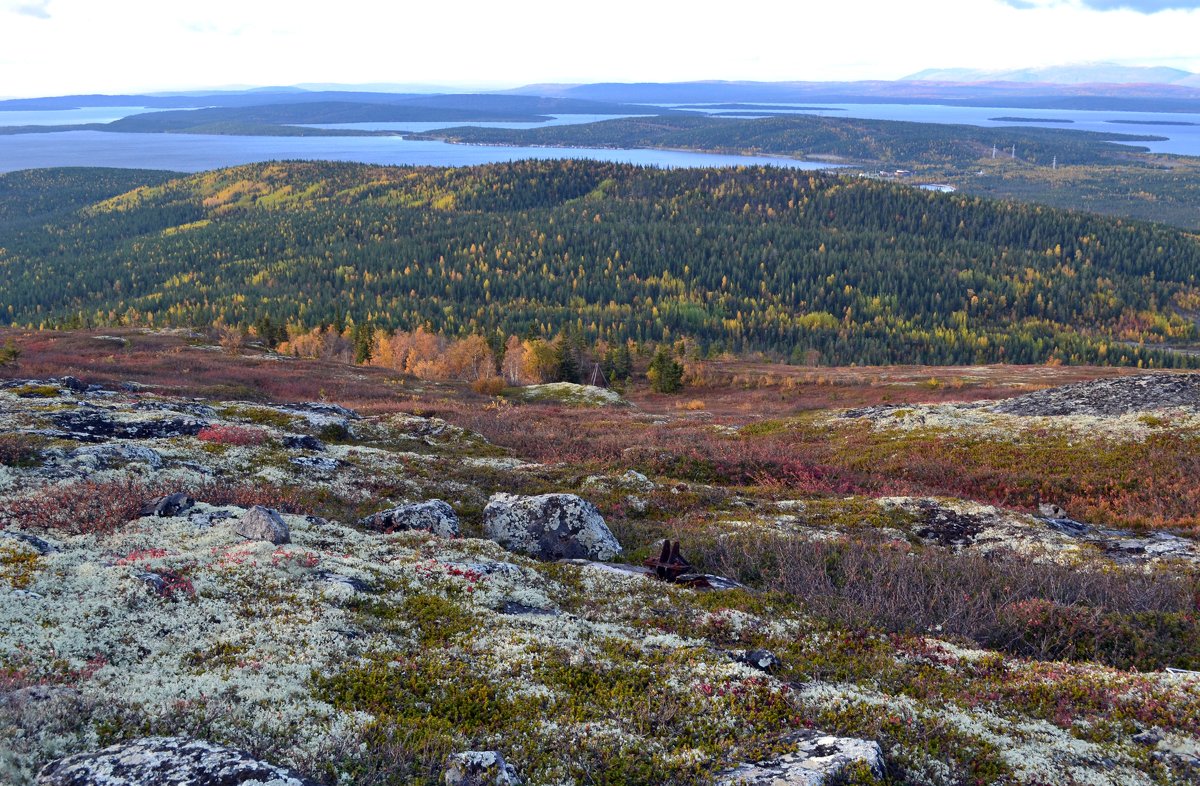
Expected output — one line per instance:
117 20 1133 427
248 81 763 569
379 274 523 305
675 103 1200 156
0 107 156 126
2 102 1198 172
0 130 834 173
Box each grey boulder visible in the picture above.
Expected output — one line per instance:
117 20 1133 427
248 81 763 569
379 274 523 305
483 493 621 561
444 750 522 786
37 736 315 786
360 499 460 538
716 730 885 785
233 505 290 544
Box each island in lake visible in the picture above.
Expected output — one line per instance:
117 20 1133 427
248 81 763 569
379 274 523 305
990 116 1074 123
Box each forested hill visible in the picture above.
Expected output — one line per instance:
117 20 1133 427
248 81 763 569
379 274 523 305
419 114 1164 167
2 160 1199 367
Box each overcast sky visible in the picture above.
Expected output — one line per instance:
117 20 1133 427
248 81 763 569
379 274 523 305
1 0 1198 97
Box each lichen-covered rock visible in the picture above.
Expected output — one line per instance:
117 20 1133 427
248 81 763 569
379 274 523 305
139 492 195 518
50 409 207 442
359 499 460 538
289 455 340 473
233 505 290 544
443 750 522 786
37 736 316 785
70 444 163 471
483 493 621 561
716 730 885 785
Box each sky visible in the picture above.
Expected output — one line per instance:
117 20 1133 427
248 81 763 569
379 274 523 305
1 0 1199 97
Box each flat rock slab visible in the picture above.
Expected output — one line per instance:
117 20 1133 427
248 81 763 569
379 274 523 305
716 730 885 785
37 736 316 786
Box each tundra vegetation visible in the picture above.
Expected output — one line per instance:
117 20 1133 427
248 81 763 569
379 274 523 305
0 328 1197 785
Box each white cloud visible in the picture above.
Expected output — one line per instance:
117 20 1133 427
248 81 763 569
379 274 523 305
0 0 1196 97
6 0 51 19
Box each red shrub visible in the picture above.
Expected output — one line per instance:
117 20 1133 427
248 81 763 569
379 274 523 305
197 425 268 446
0 478 156 535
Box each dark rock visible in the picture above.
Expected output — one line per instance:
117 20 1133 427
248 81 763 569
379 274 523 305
37 736 316 786
133 569 190 598
57 377 88 393
673 573 749 591
500 601 559 616
736 649 782 672
283 434 324 451
483 493 621 561
360 500 460 538
189 509 233 529
51 410 207 442
0 530 58 555
1044 517 1091 537
716 730 885 785
286 402 360 419
131 401 218 418
992 373 1200 417
911 499 985 547
233 506 290 544
289 455 340 472
443 750 522 786
139 493 195 518
317 571 374 593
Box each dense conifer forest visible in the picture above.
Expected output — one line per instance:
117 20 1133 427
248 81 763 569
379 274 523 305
2 160 1199 367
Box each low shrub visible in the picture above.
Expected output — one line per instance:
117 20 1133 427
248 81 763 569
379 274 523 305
470 375 506 396
196 424 268 446
0 433 45 467
0 478 155 535
701 534 1200 671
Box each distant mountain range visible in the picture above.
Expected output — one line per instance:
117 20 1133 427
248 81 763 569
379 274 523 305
904 63 1200 87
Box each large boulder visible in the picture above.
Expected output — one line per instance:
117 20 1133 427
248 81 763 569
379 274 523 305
233 506 290 544
716 731 885 785
483 493 621 561
360 499 460 538
37 736 315 786
444 751 522 786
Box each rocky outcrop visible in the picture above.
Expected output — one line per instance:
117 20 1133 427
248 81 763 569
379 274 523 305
881 496 1200 566
50 409 208 442
443 750 522 786
233 506 290 544
37 736 316 786
716 731 885 785
359 499 460 538
69 444 163 471
992 373 1200 417
483 493 621 561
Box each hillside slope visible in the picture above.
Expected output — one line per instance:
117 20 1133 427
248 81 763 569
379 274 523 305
2 161 1200 366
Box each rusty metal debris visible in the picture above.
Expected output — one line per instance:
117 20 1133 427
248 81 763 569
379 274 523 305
641 539 749 591
644 539 693 582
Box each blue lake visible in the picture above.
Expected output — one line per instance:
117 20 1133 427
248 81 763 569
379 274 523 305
2 101 1198 172
0 130 834 173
